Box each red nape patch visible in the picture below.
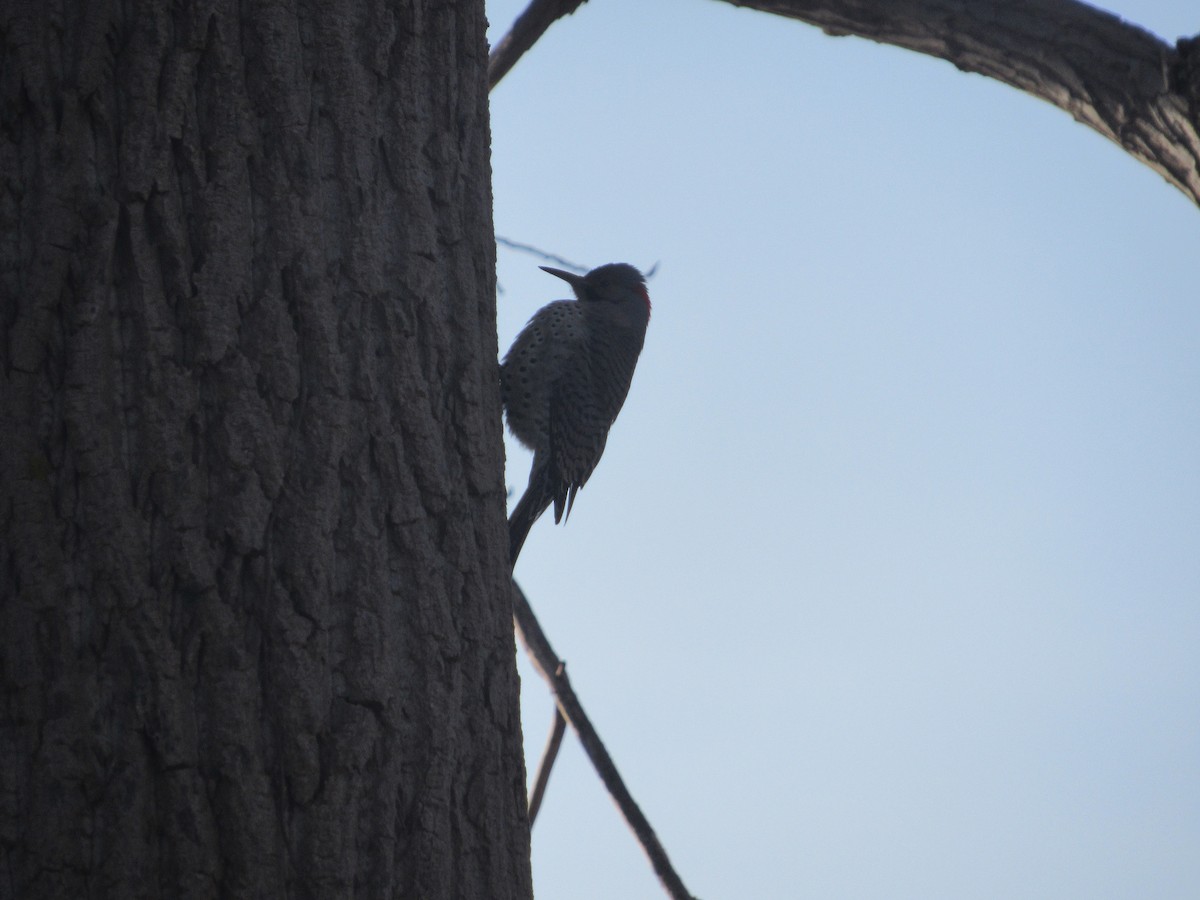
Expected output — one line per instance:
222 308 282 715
640 285 652 314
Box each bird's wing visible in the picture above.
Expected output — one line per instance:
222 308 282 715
547 354 608 523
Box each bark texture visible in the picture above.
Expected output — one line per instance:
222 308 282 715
725 0 1200 204
1 1 530 897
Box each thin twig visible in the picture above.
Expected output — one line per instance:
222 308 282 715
496 236 588 273
488 0 589 90
512 580 698 900
527 700 568 824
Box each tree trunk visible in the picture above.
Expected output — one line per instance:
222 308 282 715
0 1 530 897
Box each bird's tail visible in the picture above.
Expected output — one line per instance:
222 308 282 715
509 468 554 565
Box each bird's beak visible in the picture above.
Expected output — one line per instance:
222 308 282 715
539 266 585 289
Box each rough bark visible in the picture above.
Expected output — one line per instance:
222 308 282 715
723 0 1200 204
1 1 530 898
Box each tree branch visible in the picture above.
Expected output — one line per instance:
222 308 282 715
496 236 588 273
489 0 589 90
488 0 1200 202
512 580 697 900
527 702 567 824
722 0 1200 204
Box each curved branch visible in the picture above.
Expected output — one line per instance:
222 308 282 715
723 0 1200 204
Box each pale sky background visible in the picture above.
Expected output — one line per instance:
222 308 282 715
485 2 1199 898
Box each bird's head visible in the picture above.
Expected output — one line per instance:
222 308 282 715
540 263 651 316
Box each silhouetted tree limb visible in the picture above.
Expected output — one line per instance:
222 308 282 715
512 581 697 900
527 703 567 824
490 0 1200 204
489 0 588 88
723 0 1200 204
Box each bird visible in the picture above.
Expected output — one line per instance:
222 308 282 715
502 262 651 565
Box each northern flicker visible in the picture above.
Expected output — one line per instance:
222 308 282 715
502 263 651 564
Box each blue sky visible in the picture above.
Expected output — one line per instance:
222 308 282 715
485 2 1199 897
